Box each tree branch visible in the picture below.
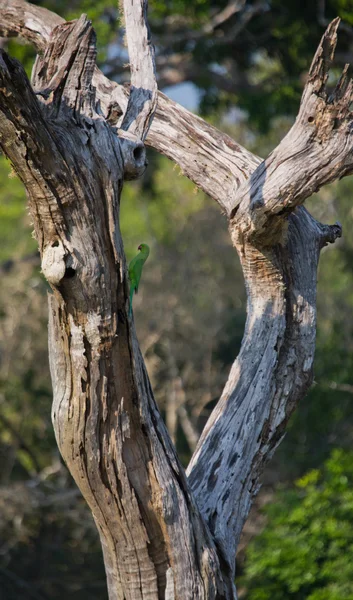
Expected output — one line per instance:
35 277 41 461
0 7 232 598
187 206 342 569
148 91 261 212
151 0 269 47
104 50 255 98
0 0 63 50
120 0 157 140
229 19 353 235
317 0 353 37
151 0 246 46
0 0 351 590
0 0 260 210
186 20 351 570
218 0 270 45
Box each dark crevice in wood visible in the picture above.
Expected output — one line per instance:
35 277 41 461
64 266 76 278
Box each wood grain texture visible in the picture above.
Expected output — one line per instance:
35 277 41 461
0 10 230 600
120 0 157 140
187 208 342 571
0 1 352 597
0 0 63 50
0 0 260 210
187 22 349 571
230 19 353 241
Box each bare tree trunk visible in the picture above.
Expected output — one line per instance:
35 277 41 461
0 3 352 599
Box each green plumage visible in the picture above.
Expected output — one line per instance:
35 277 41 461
128 243 150 317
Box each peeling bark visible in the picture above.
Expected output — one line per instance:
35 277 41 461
0 10 228 600
188 207 341 570
0 0 260 208
188 20 349 572
0 2 352 599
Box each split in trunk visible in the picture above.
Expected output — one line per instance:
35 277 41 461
0 3 351 598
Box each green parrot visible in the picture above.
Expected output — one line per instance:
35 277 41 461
128 243 150 317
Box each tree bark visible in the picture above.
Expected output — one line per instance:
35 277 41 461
0 2 352 599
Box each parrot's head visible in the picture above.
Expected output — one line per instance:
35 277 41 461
138 243 150 256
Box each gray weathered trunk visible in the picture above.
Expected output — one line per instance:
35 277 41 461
0 3 352 598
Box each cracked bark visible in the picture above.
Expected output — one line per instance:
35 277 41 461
0 2 352 599
0 8 227 600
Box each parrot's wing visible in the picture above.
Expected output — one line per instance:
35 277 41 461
129 256 144 292
133 257 145 293
128 255 138 281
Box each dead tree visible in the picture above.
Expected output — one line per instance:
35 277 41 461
0 1 351 598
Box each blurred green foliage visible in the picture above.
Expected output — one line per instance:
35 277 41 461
121 152 208 253
150 0 212 20
0 159 37 261
151 0 353 130
243 449 353 600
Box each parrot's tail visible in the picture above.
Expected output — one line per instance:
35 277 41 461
128 286 134 318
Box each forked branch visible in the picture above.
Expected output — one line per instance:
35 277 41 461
0 3 230 599
231 19 353 240
187 19 350 569
0 0 260 210
0 0 352 595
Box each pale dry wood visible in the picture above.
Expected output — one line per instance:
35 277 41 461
188 208 342 568
120 0 157 139
0 0 260 210
178 404 199 452
0 1 352 597
146 91 260 212
0 0 63 50
0 10 231 600
187 20 350 571
230 19 353 241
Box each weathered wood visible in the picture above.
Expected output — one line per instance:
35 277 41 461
0 7 230 600
187 21 350 572
120 0 157 139
188 207 342 569
0 0 64 50
230 19 353 239
0 1 352 598
0 0 260 210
